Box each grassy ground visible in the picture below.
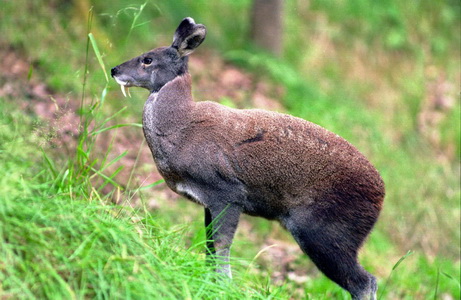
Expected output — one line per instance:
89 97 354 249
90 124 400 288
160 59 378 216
0 100 288 300
1 0 460 299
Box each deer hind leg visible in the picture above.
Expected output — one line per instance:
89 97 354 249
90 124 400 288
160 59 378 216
282 208 378 300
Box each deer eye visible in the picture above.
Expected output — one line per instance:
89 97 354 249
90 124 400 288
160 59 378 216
142 57 153 65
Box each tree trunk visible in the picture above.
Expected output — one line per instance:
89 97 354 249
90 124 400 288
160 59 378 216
250 0 284 56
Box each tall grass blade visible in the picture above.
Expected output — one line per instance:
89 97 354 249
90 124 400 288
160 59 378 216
136 179 165 191
127 1 148 40
91 166 124 190
378 250 414 300
392 250 414 271
434 268 440 300
126 139 145 191
441 271 461 289
81 7 93 124
41 148 57 179
91 123 143 136
27 65 33 81
96 150 128 174
88 33 108 83
95 107 128 130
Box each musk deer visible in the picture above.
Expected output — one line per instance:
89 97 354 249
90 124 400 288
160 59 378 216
111 17 385 300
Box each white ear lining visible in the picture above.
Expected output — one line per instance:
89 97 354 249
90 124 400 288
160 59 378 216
172 17 197 43
184 17 196 25
178 29 206 57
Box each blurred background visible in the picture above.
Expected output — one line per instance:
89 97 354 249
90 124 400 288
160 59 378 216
1 0 459 299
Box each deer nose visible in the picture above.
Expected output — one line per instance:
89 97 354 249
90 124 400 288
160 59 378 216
111 67 118 78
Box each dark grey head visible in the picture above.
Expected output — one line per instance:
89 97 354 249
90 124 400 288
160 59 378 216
111 17 206 94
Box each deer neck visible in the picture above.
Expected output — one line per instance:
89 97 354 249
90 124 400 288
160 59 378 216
142 73 194 140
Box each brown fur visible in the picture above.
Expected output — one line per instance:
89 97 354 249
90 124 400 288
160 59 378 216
152 74 384 217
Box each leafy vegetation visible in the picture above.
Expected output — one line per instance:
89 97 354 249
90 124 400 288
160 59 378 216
1 0 459 299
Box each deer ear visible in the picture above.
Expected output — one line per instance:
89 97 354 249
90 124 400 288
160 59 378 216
172 17 206 57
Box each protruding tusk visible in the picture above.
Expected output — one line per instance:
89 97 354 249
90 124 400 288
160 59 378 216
121 84 127 97
127 87 132 98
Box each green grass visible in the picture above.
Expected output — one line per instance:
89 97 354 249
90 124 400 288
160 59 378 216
0 0 460 299
0 98 287 300
0 108 459 299
1 102 458 299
